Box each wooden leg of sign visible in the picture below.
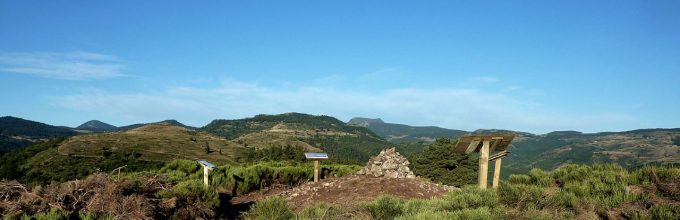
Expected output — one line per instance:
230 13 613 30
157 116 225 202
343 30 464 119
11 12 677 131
314 160 319 182
203 167 210 187
492 158 502 189
479 140 490 189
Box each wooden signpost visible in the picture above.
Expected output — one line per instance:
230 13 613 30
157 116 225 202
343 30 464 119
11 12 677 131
304 152 328 182
453 134 515 189
198 160 216 186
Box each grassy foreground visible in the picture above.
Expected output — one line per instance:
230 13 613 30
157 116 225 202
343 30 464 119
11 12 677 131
1 160 361 219
246 164 680 220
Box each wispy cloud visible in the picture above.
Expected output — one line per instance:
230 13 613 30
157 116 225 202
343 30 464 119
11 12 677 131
0 51 125 80
52 78 636 133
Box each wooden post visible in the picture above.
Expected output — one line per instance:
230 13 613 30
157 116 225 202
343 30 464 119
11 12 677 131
492 158 502 189
479 140 490 189
314 160 319 182
203 166 210 186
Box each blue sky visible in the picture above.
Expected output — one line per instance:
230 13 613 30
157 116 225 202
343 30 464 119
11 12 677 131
0 1 678 133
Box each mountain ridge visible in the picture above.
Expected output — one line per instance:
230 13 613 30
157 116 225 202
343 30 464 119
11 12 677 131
75 120 118 132
0 116 79 152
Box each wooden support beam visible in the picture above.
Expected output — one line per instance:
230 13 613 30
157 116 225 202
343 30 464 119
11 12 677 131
492 158 502 189
203 166 210 186
314 160 319 182
479 140 490 189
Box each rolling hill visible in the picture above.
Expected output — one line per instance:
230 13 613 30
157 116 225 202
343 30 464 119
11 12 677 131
348 117 680 175
203 113 394 164
0 116 79 152
348 117 468 143
59 122 243 163
503 129 680 174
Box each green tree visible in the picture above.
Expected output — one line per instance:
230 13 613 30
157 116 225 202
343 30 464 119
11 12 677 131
410 138 478 187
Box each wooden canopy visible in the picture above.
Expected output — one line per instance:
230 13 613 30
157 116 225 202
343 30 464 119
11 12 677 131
453 134 515 154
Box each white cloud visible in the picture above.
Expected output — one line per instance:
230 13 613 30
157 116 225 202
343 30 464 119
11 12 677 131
52 78 637 133
0 51 125 80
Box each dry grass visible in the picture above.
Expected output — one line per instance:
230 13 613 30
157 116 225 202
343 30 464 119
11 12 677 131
0 173 216 219
57 123 244 164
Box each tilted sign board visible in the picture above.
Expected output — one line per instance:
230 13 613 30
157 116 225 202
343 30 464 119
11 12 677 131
197 159 216 186
198 160 216 169
304 152 329 159
305 152 328 182
453 134 515 154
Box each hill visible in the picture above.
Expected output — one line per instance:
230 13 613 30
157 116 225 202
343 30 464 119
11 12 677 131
203 113 394 164
58 122 243 164
348 117 468 143
350 117 680 175
75 120 118 132
0 116 79 152
117 119 196 131
504 128 680 174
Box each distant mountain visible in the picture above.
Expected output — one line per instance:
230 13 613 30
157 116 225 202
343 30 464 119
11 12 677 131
203 113 393 163
118 119 196 131
75 120 118 132
504 128 680 175
348 117 468 142
349 117 680 175
0 116 79 152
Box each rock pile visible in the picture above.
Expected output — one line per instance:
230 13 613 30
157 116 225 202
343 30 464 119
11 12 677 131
357 148 416 178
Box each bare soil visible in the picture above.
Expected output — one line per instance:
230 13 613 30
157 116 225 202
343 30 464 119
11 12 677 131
232 174 457 211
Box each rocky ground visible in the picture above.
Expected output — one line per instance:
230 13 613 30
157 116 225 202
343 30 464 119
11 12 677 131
232 148 457 211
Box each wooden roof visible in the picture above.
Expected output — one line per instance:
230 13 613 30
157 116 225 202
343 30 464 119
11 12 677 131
453 134 515 154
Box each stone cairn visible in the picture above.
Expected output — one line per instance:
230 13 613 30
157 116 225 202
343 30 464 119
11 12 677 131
357 148 416 178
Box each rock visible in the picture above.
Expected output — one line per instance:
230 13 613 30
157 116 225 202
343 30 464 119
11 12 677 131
357 147 416 179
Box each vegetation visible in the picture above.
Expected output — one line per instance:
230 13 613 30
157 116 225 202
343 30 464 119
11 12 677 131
0 138 164 185
348 117 467 143
237 145 306 163
243 164 680 220
204 113 395 164
1 159 361 219
0 116 78 152
58 123 243 163
409 138 478 187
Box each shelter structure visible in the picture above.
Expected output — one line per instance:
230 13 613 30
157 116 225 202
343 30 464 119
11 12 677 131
304 152 328 182
453 134 515 189
198 160 216 186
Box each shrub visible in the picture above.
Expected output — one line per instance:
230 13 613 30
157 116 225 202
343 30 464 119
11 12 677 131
528 169 553 186
410 138 478 187
648 204 680 220
497 183 546 208
22 208 68 220
298 203 348 220
507 174 532 185
157 180 219 218
245 197 294 220
364 195 404 220
547 190 578 208
439 186 500 211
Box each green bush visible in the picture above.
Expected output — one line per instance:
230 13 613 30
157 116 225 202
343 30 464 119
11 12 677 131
409 138 478 187
364 195 404 220
439 186 500 211
528 169 553 186
507 174 532 185
297 203 348 220
245 197 294 220
648 204 680 220
209 161 360 195
497 183 546 208
547 190 578 208
22 209 69 220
